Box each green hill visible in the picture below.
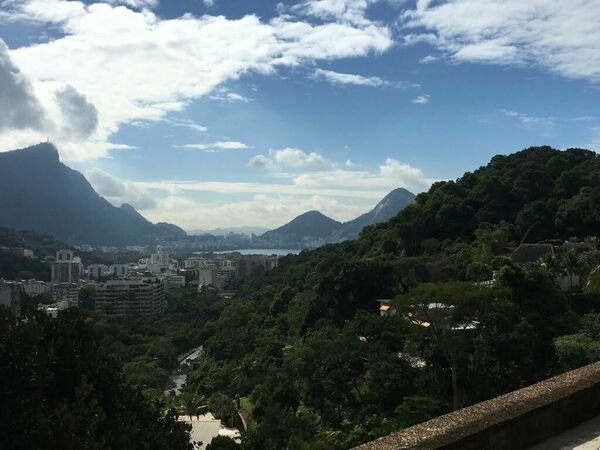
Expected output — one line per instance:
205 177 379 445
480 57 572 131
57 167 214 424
182 146 600 449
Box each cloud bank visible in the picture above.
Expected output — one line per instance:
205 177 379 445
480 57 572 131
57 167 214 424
0 40 47 132
403 0 600 82
0 0 392 160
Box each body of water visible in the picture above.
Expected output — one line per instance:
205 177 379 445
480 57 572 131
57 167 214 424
209 248 302 256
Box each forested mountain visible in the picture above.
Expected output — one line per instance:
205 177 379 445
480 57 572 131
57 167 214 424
0 226 72 258
0 227 72 280
359 146 600 256
0 143 186 246
183 146 600 449
261 188 415 245
338 187 415 237
261 210 342 242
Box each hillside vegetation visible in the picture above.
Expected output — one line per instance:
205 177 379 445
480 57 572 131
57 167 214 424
183 147 600 449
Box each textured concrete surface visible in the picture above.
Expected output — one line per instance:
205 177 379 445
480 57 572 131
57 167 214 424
353 361 600 450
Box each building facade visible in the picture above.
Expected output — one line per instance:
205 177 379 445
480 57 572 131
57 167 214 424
198 267 217 288
164 274 186 290
88 264 109 280
110 264 129 278
0 280 21 316
51 283 80 306
21 279 50 297
95 280 166 318
51 250 82 284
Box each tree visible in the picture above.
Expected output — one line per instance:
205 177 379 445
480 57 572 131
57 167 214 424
0 308 192 450
586 265 600 294
559 249 584 312
206 436 240 450
554 314 600 370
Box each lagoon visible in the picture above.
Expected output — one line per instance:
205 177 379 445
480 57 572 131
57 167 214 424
211 248 302 256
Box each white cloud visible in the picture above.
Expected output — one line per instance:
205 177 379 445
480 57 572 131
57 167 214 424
412 94 430 104
168 119 208 134
246 149 434 192
144 193 372 231
291 160 433 192
0 0 392 160
500 109 555 133
123 155 434 229
294 0 379 26
133 179 386 199
209 89 252 103
419 55 438 64
0 39 47 132
274 147 328 167
247 154 275 170
402 0 600 82
55 85 98 139
248 147 330 170
106 142 138 150
179 141 250 151
587 127 600 152
105 0 158 9
378 158 434 190
86 167 157 210
80 149 433 229
312 68 387 87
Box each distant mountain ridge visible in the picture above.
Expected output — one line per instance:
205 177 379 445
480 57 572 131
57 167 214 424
191 226 270 236
262 211 342 242
261 188 415 246
0 143 186 246
339 188 416 237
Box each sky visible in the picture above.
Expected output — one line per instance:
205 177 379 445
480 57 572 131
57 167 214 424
0 0 599 232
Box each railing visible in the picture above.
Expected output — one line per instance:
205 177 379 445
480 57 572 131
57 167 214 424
353 361 600 450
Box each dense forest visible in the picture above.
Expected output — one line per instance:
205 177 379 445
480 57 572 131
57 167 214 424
0 308 193 450
0 226 143 280
0 227 70 280
179 147 600 449
0 226 73 258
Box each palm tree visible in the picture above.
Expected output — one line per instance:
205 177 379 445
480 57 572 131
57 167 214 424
560 249 583 312
586 265 600 294
178 390 207 418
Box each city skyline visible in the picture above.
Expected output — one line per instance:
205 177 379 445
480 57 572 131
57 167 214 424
1 0 599 231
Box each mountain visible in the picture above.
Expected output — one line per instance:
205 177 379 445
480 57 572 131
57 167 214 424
191 226 270 236
154 222 188 240
339 187 415 237
261 210 342 242
188 146 600 449
0 143 186 246
261 188 415 246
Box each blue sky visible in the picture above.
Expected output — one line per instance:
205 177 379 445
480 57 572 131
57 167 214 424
0 0 599 231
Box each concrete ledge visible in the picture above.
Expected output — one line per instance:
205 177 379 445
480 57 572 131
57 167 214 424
353 361 600 450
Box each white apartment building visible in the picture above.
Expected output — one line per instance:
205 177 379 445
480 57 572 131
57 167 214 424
164 274 186 290
51 250 82 284
95 279 166 318
184 257 212 269
110 264 129 277
198 266 217 288
88 264 109 280
51 283 79 306
0 280 21 315
21 279 50 297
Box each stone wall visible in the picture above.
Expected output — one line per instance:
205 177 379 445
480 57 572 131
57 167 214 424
353 361 600 450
